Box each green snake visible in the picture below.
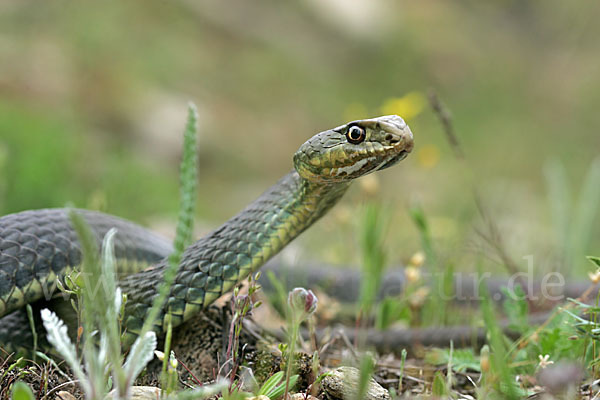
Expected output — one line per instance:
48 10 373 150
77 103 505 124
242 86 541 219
0 115 413 351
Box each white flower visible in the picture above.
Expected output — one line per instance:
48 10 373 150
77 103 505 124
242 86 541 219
589 269 600 284
538 354 554 369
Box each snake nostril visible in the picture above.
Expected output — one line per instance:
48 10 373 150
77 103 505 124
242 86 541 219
385 134 400 144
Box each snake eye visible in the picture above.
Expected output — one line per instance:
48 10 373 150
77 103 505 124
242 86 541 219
346 125 365 144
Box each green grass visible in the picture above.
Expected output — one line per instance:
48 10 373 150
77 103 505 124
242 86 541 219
357 203 389 334
545 158 600 275
135 102 199 347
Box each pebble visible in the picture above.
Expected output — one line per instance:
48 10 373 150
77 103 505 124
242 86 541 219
321 366 389 400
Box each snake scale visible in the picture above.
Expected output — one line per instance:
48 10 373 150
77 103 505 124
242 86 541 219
0 115 413 352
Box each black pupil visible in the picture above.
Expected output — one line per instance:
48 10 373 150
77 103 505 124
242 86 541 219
350 127 362 140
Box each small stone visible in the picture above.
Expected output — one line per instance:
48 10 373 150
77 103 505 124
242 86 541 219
288 394 318 400
322 366 389 400
55 391 76 400
131 386 162 399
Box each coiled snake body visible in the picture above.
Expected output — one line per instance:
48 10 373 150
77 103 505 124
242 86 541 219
0 116 413 351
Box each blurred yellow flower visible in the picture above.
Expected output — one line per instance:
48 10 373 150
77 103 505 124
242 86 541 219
408 251 425 268
416 144 440 169
380 91 426 121
405 266 421 283
409 286 430 308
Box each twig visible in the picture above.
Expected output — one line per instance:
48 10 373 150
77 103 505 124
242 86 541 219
473 194 522 277
427 89 465 160
176 357 204 386
428 89 524 280
44 380 80 398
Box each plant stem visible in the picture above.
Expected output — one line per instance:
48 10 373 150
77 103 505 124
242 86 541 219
284 322 299 398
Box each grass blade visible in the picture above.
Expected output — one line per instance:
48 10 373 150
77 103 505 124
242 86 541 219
137 102 199 339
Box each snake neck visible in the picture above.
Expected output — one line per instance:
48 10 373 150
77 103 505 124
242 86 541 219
122 170 350 337
182 169 351 271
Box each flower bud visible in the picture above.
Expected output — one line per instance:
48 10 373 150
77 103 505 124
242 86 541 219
288 287 318 321
169 351 178 369
154 350 165 361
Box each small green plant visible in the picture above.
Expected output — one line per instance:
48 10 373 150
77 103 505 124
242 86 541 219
154 348 179 396
305 351 329 397
427 344 457 397
255 370 299 399
359 203 427 332
431 371 448 397
1 358 24 383
502 285 530 335
160 316 176 395
171 380 229 400
42 224 157 399
283 287 318 398
479 276 523 400
225 272 262 386
54 269 86 350
425 347 480 374
505 255 598 374
397 348 407 394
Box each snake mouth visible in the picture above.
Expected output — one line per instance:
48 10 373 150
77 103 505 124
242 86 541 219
376 125 413 171
377 150 409 171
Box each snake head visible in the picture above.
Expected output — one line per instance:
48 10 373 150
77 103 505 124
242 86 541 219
293 115 414 183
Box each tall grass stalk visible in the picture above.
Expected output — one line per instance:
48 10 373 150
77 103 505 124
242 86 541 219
357 203 388 338
25 305 37 361
397 348 407 394
544 158 600 274
355 355 375 400
409 203 452 326
479 270 521 400
136 102 199 341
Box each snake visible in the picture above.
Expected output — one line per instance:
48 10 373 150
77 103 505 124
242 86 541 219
0 115 413 352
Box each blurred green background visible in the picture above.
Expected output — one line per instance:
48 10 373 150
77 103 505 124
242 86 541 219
1 0 599 276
